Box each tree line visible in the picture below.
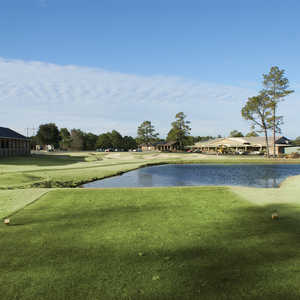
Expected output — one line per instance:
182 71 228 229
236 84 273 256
32 112 220 151
32 126 138 151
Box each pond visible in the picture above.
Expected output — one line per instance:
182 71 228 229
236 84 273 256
82 164 300 189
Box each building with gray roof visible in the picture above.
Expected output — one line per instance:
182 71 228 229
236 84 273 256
0 127 30 157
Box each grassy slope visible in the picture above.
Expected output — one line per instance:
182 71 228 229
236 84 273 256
231 174 300 206
2 187 300 299
0 189 50 218
0 153 146 188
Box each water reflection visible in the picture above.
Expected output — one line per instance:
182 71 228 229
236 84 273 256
82 164 300 189
137 173 153 186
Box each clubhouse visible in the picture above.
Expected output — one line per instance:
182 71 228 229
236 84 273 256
140 141 180 152
190 136 292 156
0 127 31 157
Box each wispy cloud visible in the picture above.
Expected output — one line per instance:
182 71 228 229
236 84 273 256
0 57 298 137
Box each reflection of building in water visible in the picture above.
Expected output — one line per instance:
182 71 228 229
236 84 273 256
137 173 153 187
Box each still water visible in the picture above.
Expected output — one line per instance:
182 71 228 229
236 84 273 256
82 164 300 189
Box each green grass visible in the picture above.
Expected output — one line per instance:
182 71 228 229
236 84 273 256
2 187 300 299
1 152 300 189
0 189 50 218
2 152 300 299
231 174 300 206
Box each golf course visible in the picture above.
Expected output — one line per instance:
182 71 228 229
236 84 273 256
1 152 300 299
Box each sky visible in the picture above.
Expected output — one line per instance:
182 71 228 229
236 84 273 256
0 0 299 138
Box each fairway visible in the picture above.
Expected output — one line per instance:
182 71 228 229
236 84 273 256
2 187 300 299
1 153 300 299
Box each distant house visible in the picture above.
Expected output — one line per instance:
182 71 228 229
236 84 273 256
190 136 292 156
140 141 180 152
35 144 55 152
0 127 31 157
155 141 180 152
140 143 157 152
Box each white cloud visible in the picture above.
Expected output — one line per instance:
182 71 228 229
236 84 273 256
0 57 298 138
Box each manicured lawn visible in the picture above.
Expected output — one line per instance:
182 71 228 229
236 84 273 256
2 153 300 299
1 152 300 189
0 189 50 218
2 187 300 299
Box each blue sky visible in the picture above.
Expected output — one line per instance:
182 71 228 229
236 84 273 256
0 0 299 138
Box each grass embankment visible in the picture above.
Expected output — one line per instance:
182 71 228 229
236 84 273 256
0 153 148 189
1 152 300 189
231 174 300 206
2 187 300 299
0 189 49 219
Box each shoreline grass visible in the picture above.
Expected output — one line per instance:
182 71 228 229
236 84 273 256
1 152 300 189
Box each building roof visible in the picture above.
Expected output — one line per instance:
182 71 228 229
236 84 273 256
192 136 292 148
0 127 28 140
140 141 178 147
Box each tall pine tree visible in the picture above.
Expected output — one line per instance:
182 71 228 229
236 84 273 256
167 112 191 150
262 66 294 156
136 121 159 145
241 91 272 157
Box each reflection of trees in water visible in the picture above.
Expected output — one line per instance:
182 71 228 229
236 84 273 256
256 166 280 188
266 167 279 187
84 164 300 188
139 165 286 188
137 173 153 187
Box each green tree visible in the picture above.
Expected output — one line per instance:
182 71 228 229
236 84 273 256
245 131 259 137
292 136 300 146
110 130 123 150
137 121 159 145
59 128 72 150
97 133 112 150
262 66 294 156
166 128 176 143
229 130 244 137
241 91 272 158
30 135 39 149
122 136 137 151
36 123 60 147
83 132 98 150
70 129 84 151
167 112 191 149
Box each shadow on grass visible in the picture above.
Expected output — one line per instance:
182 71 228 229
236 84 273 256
0 154 87 167
2 201 300 299
160 203 300 299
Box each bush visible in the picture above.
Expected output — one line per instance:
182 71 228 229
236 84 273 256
286 152 300 159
